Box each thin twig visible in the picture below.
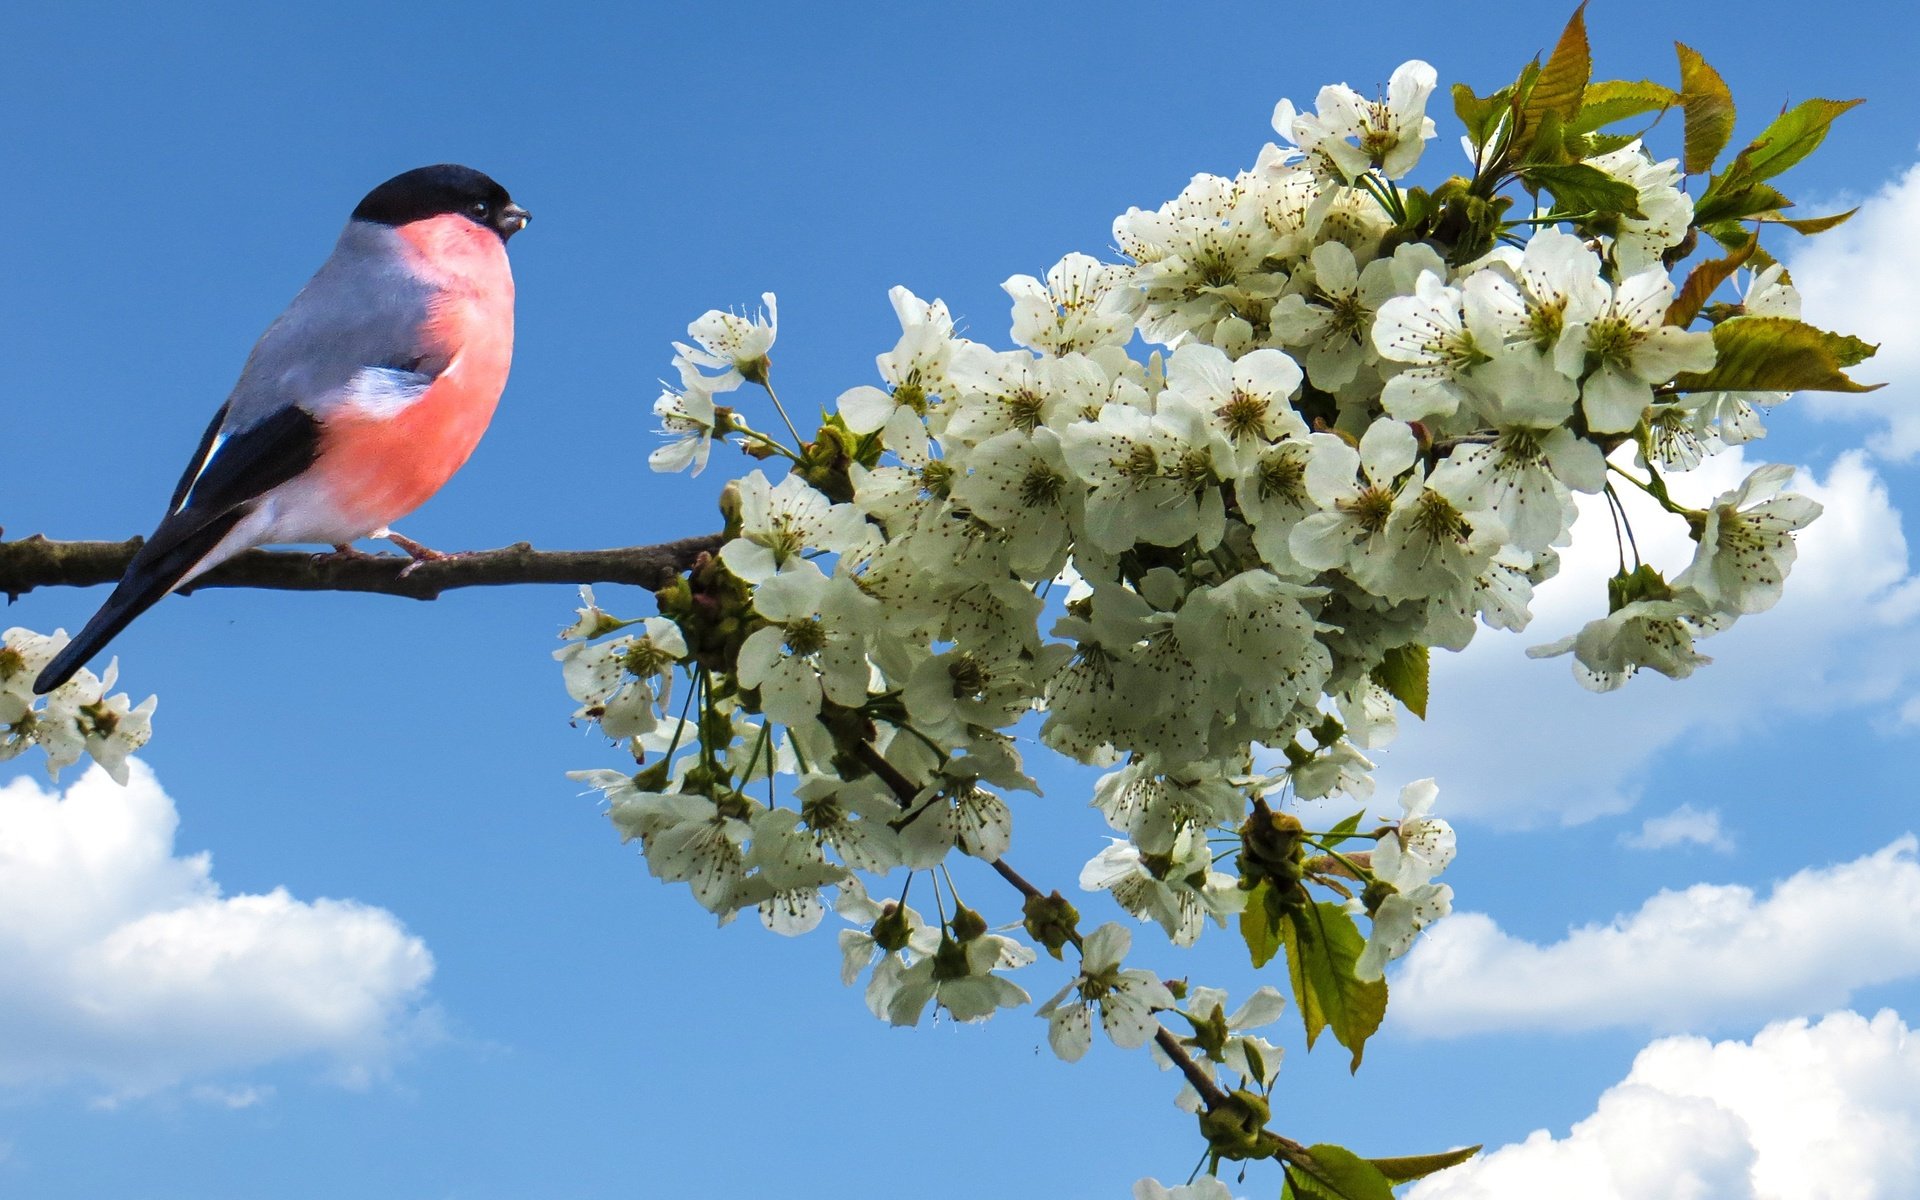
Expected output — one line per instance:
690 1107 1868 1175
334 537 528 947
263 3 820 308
852 735 1235 1112
0 533 726 602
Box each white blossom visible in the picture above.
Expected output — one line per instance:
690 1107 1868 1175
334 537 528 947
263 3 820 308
1673 463 1823 615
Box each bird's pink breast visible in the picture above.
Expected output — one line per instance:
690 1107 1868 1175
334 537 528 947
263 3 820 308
314 214 515 531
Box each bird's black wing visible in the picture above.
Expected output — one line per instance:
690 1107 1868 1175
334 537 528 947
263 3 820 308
34 406 324 694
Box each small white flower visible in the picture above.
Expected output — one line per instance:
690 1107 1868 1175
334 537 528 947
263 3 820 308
1005 252 1139 356
648 358 731 475
1061 402 1228 553
1154 984 1287 1109
737 561 876 724
1528 593 1724 691
1267 241 1407 390
719 470 872 583
1673 463 1822 615
677 292 778 384
895 779 1014 867
1584 142 1694 274
1036 923 1175 1062
1371 271 1501 423
735 808 851 936
1567 268 1718 435
1158 343 1307 472
554 616 686 739
1133 1177 1241 1200
1356 778 1458 981
1080 831 1240 947
1289 422 1419 585
1273 60 1439 182
886 925 1033 1026
952 428 1078 577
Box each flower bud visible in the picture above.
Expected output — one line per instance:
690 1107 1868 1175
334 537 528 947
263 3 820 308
1022 891 1081 960
870 902 913 953
948 903 989 943
1198 1089 1275 1161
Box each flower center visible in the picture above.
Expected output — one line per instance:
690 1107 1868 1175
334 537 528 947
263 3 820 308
783 618 827 657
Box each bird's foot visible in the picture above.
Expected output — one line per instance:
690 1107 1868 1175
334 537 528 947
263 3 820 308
372 528 464 577
310 543 378 564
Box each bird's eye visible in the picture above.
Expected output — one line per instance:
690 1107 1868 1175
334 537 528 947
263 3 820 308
468 199 491 219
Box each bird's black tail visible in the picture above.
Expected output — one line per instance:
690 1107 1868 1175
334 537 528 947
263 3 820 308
33 513 242 694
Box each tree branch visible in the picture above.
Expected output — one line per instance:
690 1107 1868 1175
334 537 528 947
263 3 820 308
0 533 726 602
850 736 1236 1112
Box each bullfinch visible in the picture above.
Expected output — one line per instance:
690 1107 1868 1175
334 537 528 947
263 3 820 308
35 163 528 694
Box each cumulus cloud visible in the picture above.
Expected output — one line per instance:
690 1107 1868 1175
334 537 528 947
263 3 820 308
0 762 434 1100
1410 1009 1920 1200
1622 804 1733 852
1789 161 1920 459
1391 837 1920 1037
1369 448 1920 826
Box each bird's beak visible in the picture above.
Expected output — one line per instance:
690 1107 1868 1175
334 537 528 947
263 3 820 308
497 203 531 238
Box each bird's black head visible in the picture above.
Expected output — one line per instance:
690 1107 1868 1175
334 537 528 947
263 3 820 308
351 164 530 241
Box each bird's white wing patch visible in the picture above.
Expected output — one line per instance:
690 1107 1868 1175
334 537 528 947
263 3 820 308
173 431 230 514
341 365 436 418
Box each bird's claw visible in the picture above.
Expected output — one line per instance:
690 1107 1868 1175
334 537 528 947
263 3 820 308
370 528 466 577
310 544 377 565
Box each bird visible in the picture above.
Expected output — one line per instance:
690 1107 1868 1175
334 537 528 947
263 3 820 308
34 163 529 694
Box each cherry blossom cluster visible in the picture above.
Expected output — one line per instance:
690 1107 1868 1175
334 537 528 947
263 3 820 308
563 41 1840 1192
0 627 155 783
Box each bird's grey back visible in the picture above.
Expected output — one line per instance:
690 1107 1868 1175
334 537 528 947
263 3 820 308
219 220 440 432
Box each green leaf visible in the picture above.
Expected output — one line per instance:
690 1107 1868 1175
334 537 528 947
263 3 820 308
1737 97 1863 184
1520 108 1568 165
1319 810 1367 849
1569 131 1639 157
1369 1146 1484 1184
1285 1145 1396 1200
1675 43 1736 174
1701 220 1780 270
1453 82 1512 154
1283 901 1388 1071
1667 232 1755 326
1569 79 1677 133
1517 163 1645 220
1693 179 1792 227
1240 880 1283 969
1521 4 1590 130
1671 316 1880 394
1370 643 1429 719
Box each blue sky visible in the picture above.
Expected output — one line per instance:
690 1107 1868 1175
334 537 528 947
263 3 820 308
5 1 1920 1195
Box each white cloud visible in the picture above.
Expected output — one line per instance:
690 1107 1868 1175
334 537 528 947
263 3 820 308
1622 804 1733 852
1369 449 1920 826
1391 837 1920 1037
0 762 434 1100
1789 161 1920 459
1410 1009 1920 1200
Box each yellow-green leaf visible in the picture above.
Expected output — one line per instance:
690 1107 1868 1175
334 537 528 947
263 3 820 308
1676 43 1736 174
1570 79 1678 133
1371 643 1429 719
1519 163 1645 220
1758 207 1858 235
1667 233 1755 326
1523 3 1590 129
1369 1146 1484 1184
1286 1146 1396 1200
1702 220 1779 270
1671 316 1880 394
1738 97 1863 183
1693 179 1792 226
1453 81 1512 153
1240 880 1283 969
1283 901 1388 1072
